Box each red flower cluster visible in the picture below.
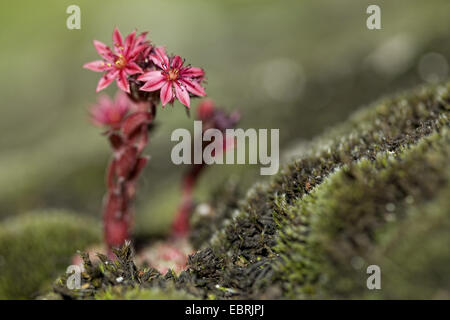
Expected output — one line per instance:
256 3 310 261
84 28 208 257
84 28 206 108
85 28 240 262
90 91 130 130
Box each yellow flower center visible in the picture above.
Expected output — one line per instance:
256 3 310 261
168 69 179 81
115 54 127 69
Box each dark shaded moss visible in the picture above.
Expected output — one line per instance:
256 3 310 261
189 179 242 249
0 210 100 299
52 242 198 300
95 286 197 300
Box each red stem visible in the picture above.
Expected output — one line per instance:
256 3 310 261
171 163 205 237
103 102 155 259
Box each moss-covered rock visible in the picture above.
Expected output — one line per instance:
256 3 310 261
95 286 197 300
370 181 450 299
51 241 197 300
199 82 449 299
0 210 101 299
274 129 449 298
51 82 450 299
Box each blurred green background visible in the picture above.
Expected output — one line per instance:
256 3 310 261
0 0 449 239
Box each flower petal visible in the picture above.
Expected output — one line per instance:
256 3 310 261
114 91 131 114
96 70 119 92
125 62 143 75
171 56 183 70
136 32 148 45
137 70 164 82
93 40 114 61
129 44 149 59
181 79 206 97
181 67 204 78
90 107 107 126
174 82 190 108
116 70 130 93
160 82 173 106
113 27 124 51
150 46 169 69
138 70 167 92
97 93 114 108
83 60 109 72
140 77 166 92
123 30 136 56
196 99 215 120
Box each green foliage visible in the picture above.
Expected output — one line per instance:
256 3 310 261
209 82 449 256
48 82 450 300
0 210 101 299
275 129 449 298
371 182 450 299
51 241 195 300
95 286 197 300
195 82 450 299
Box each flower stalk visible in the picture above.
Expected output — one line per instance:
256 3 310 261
85 28 239 261
101 102 154 257
85 27 207 258
171 99 240 238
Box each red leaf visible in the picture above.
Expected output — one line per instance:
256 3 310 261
103 192 125 218
129 125 148 153
106 160 117 190
128 156 149 182
121 112 151 140
115 146 138 179
108 133 123 150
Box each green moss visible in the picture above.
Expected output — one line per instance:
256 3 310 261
274 129 449 298
212 83 449 255
95 286 197 300
194 82 449 299
370 181 450 299
190 178 242 249
51 240 200 300
49 82 450 300
0 210 101 299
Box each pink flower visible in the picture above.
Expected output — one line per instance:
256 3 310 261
196 99 215 121
137 47 206 108
196 99 240 131
83 28 150 93
197 99 240 153
90 91 130 129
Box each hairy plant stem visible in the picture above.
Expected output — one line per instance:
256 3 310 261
103 101 156 258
